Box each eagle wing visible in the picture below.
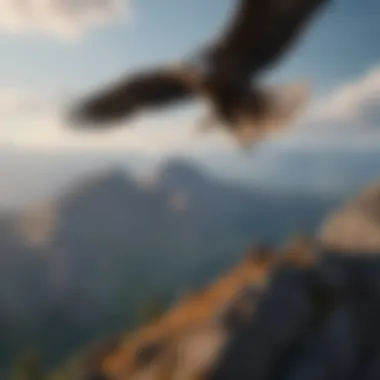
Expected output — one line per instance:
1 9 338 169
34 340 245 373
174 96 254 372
70 66 200 127
207 0 329 80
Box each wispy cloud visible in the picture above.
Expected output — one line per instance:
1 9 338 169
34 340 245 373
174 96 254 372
302 65 380 132
0 88 63 118
0 85 234 154
1 63 380 154
1 64 380 200
0 0 132 40
2 107 233 155
267 64 380 150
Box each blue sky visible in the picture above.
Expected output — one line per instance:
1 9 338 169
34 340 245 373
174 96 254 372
0 0 379 202
0 0 379 95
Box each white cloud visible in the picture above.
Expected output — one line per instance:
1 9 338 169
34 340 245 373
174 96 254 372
263 64 380 151
0 104 234 156
1 65 380 203
0 86 235 154
2 63 380 155
303 65 380 132
0 0 132 40
0 88 62 118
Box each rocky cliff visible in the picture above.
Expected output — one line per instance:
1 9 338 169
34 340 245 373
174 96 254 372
73 245 380 380
74 182 380 380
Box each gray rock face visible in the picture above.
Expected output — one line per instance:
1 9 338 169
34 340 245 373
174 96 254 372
83 183 380 380
208 250 380 380
320 181 380 252
80 247 380 380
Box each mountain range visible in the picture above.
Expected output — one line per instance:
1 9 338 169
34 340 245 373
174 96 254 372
0 157 344 375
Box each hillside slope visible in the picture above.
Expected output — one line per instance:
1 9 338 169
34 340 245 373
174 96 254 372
78 240 380 380
1 159 341 375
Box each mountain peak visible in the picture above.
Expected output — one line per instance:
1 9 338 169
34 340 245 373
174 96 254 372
156 159 210 188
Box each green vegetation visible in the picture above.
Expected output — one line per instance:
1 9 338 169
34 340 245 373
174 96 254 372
7 348 45 380
9 297 169 380
138 298 169 325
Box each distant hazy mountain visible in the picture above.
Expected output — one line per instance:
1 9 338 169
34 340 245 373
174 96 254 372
2 146 380 211
0 158 342 375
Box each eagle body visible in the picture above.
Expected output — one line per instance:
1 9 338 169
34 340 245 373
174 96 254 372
70 0 330 147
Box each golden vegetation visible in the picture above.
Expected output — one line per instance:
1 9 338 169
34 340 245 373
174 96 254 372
100 239 318 380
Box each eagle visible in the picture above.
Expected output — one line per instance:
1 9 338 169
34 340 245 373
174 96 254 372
69 0 329 147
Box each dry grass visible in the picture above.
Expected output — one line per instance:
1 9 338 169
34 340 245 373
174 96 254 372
100 239 318 379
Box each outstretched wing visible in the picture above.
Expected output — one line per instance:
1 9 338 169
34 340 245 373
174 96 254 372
207 0 329 80
70 66 200 127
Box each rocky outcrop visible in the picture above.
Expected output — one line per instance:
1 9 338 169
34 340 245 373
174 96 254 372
320 181 380 252
80 234 380 380
49 181 380 380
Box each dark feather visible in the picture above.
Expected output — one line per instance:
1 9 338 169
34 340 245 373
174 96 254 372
207 0 329 80
69 0 329 132
71 67 197 126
